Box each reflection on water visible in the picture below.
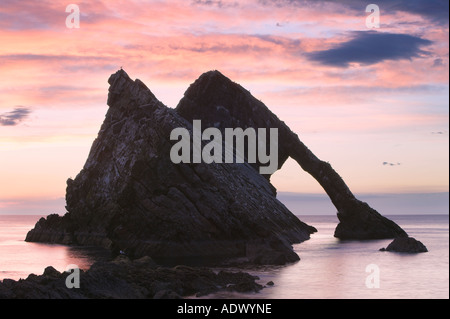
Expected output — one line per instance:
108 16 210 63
199 215 449 299
0 215 110 281
1 214 448 299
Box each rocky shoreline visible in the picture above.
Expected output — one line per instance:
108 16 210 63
0 255 264 299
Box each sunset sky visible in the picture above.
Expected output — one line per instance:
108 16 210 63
0 0 448 214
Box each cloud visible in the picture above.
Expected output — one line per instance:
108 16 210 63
433 58 445 67
383 162 401 166
0 53 113 63
258 0 449 25
0 106 31 126
164 34 302 57
375 0 449 25
0 0 116 30
307 31 433 67
191 0 239 8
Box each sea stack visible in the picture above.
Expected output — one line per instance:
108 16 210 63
26 69 315 265
176 70 408 240
26 69 407 265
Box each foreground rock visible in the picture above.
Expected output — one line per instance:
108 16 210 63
26 69 315 265
380 237 428 253
0 256 262 299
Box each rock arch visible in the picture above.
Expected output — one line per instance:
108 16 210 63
176 70 407 239
26 69 407 267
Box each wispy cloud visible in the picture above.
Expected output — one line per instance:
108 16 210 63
433 58 446 67
258 0 449 25
191 0 239 8
0 0 447 198
0 106 31 126
307 31 433 67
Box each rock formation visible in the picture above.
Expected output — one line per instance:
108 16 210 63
26 69 316 265
26 69 407 267
380 237 428 253
0 256 263 299
176 70 407 240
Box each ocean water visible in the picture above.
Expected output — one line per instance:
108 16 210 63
0 215 110 281
205 214 449 299
0 214 448 299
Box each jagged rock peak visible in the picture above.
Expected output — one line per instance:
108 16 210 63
178 69 275 127
107 68 158 112
187 69 237 86
183 70 250 96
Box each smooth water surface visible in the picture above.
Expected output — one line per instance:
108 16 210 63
0 215 109 281
0 214 448 299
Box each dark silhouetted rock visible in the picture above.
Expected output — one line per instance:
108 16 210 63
26 69 315 265
0 256 262 299
153 289 182 299
26 68 407 270
25 214 74 244
176 70 407 240
380 237 428 253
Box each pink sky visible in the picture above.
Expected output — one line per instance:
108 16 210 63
0 0 448 214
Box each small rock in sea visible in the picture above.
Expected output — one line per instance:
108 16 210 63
266 281 274 286
380 237 428 253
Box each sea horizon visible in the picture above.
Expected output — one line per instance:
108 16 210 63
1 191 448 216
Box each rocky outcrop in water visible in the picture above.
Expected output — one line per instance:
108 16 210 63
26 69 407 266
26 69 316 265
176 70 407 240
0 256 262 299
380 237 428 253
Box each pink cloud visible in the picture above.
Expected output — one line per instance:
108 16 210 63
0 0 447 199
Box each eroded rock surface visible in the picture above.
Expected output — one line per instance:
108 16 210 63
26 69 408 268
176 70 407 240
26 69 315 265
0 256 262 299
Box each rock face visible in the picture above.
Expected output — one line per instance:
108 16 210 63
26 69 407 266
380 237 428 253
0 256 262 299
176 70 407 240
26 69 315 265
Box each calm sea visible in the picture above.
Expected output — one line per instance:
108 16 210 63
0 215 110 282
0 214 448 299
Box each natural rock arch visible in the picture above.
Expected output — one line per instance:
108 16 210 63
26 69 407 267
176 70 407 239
